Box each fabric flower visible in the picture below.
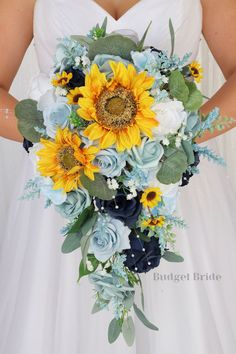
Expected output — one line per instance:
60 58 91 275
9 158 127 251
127 137 164 171
93 54 130 74
150 179 180 215
43 102 72 138
95 190 142 227
90 271 134 301
55 188 91 219
94 148 127 178
89 215 131 262
124 231 162 273
152 100 187 138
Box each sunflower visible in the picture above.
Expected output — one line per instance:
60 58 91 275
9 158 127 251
67 87 82 105
77 61 158 151
189 61 203 83
142 216 165 228
140 187 162 208
52 71 73 87
36 127 99 192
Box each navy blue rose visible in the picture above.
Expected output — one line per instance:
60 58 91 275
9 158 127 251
23 138 33 153
95 191 142 228
67 68 85 89
124 231 162 273
180 151 200 187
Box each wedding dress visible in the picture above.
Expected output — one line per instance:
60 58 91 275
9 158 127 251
0 1 236 353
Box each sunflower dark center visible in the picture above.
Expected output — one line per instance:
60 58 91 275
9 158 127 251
73 94 82 104
191 68 199 76
58 146 79 171
147 191 157 201
96 86 137 130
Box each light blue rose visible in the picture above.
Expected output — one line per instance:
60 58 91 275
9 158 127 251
43 102 71 138
55 188 91 219
90 271 135 303
127 137 164 170
93 54 130 73
94 148 127 178
89 216 131 262
39 177 67 205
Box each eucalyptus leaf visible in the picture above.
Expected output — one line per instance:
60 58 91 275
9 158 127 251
61 232 83 254
163 251 184 263
156 149 188 184
108 318 122 344
88 34 138 61
169 71 189 104
133 303 159 331
67 206 94 234
181 140 195 165
80 173 116 200
184 81 203 112
169 19 175 57
15 99 45 142
137 275 145 311
122 316 135 347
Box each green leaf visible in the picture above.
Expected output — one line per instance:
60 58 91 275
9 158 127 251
137 21 152 51
169 19 175 57
67 206 94 234
80 233 92 267
61 232 83 254
78 254 99 282
163 251 184 263
184 81 203 112
108 318 122 344
181 140 195 165
101 17 108 34
91 301 105 314
156 148 188 184
169 71 189 104
122 316 135 347
123 294 134 310
137 275 145 311
15 99 45 142
88 34 138 61
80 173 116 200
133 303 159 331
134 229 151 243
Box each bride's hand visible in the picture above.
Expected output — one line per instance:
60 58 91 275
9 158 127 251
198 0 236 142
0 0 35 142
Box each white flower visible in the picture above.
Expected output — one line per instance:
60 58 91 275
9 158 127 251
55 87 67 96
152 100 187 138
81 55 90 67
74 56 81 66
107 178 119 190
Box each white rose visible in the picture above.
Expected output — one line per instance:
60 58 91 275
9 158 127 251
152 100 187 138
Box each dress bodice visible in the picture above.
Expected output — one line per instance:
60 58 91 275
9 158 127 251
33 0 202 74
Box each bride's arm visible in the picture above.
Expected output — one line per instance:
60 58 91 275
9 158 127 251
197 0 236 143
0 0 35 142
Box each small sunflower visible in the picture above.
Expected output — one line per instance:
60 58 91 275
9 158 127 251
140 187 162 208
67 87 82 105
77 61 158 152
52 71 73 87
189 61 203 83
142 216 165 228
36 127 99 192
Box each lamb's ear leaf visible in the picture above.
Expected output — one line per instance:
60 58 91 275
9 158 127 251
108 318 122 344
133 303 159 331
137 21 152 51
169 18 175 57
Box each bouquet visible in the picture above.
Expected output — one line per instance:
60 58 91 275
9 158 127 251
16 19 228 345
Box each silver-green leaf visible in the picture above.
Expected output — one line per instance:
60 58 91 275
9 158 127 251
163 251 184 263
133 303 159 331
108 318 122 344
122 316 135 347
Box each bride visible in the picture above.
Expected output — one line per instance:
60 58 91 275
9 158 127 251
0 0 236 353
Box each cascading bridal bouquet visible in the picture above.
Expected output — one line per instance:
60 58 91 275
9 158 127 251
16 18 229 345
